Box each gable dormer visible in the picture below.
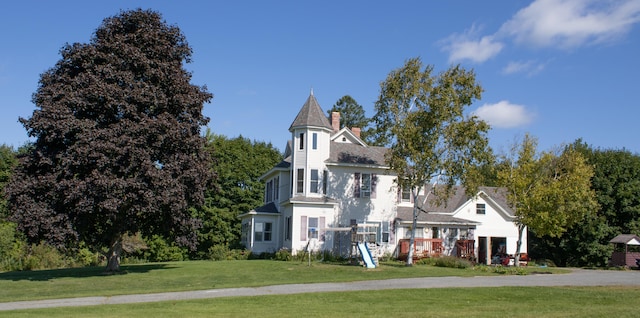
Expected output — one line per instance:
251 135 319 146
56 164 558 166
331 127 367 146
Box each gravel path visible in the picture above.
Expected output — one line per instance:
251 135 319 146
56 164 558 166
1 268 638 311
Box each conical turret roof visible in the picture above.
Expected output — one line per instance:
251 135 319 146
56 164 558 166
289 92 333 131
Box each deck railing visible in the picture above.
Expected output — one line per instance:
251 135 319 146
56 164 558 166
397 238 443 260
397 238 476 262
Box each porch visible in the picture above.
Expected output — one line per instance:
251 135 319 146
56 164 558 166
397 238 475 262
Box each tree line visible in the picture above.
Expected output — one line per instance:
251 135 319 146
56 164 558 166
1 9 638 272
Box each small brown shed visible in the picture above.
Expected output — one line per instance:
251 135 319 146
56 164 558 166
609 234 640 267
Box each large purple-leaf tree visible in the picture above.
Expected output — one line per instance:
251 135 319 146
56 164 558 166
6 9 213 271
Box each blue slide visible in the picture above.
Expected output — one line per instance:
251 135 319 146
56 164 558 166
357 242 376 268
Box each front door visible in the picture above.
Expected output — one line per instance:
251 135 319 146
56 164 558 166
478 236 487 264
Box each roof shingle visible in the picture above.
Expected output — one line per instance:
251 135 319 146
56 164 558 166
327 142 388 166
289 93 333 131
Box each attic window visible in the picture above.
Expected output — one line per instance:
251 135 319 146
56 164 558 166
476 203 486 214
342 137 346 142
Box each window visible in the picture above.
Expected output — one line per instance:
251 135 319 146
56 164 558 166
322 170 328 194
476 203 486 215
285 217 292 240
308 217 319 239
310 169 319 193
312 133 317 149
265 177 280 203
354 173 376 198
432 227 439 239
401 187 411 202
274 176 279 201
382 221 390 243
370 222 389 243
241 223 249 245
299 133 305 149
297 169 304 193
361 174 371 197
447 228 459 244
301 216 325 241
254 222 272 242
265 179 273 203
357 224 378 243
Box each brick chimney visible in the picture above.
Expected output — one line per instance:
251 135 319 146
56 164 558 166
331 112 340 132
351 127 361 138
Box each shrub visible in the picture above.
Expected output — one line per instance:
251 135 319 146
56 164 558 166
207 245 251 261
74 246 101 267
274 248 292 261
434 256 473 269
473 264 529 275
0 222 27 271
23 242 68 270
228 248 250 260
319 250 347 263
144 235 186 262
208 245 228 261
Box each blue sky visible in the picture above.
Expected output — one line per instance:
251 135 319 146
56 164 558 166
1 0 639 154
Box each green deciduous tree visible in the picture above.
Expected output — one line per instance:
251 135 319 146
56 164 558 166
6 9 213 272
194 131 282 257
372 57 492 265
326 95 373 142
497 134 598 266
531 141 640 267
0 144 18 219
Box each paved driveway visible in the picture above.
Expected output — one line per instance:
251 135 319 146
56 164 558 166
1 268 638 311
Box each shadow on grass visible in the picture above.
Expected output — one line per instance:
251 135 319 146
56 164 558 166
0 263 176 281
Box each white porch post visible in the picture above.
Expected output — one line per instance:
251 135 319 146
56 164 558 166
250 217 255 249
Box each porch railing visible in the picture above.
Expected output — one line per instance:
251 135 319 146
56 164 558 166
456 239 475 260
397 238 443 260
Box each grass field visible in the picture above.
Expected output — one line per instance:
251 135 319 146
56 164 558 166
5 286 639 317
1 260 637 317
0 260 566 302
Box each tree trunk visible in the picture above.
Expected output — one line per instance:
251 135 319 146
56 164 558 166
406 189 418 266
105 235 123 272
514 223 525 267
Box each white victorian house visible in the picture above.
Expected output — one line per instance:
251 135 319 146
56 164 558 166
239 93 527 265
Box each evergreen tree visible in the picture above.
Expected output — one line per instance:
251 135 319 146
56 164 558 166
195 132 282 256
326 95 372 142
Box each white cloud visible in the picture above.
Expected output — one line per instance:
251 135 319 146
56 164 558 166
441 25 504 63
500 0 640 49
502 60 546 76
440 0 640 63
473 101 535 128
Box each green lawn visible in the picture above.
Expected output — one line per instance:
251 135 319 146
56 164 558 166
3 260 631 317
0 260 565 302
4 286 640 317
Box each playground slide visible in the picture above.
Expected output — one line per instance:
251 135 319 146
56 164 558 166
357 242 376 268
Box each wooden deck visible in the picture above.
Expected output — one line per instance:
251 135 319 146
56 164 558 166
397 238 476 262
397 238 443 261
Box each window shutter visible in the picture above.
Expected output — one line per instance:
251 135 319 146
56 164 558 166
371 173 377 199
319 217 326 242
300 216 307 241
354 173 360 198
